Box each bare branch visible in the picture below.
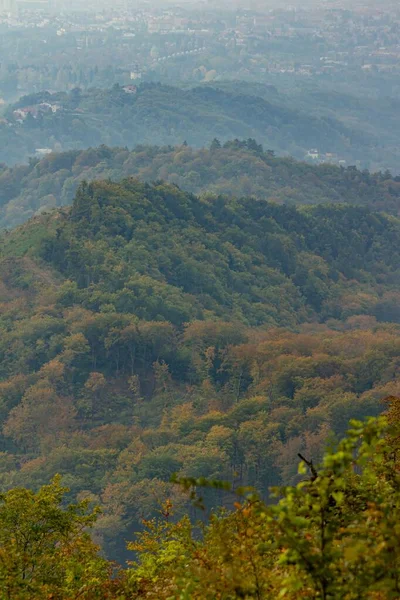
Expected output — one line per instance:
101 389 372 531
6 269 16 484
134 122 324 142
298 453 318 481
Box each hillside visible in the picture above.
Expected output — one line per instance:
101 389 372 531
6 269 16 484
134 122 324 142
1 82 396 170
29 179 400 327
2 415 400 598
0 179 399 559
1 141 400 229
207 79 400 174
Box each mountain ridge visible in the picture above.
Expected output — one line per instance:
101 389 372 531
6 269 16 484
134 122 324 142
1 141 400 230
1 81 396 170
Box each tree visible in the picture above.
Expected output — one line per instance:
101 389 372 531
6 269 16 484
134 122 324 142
122 415 400 599
0 476 112 599
78 372 108 419
3 380 76 453
210 138 221 151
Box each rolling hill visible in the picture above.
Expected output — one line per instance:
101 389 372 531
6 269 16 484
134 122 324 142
0 178 399 559
1 82 395 170
1 141 400 230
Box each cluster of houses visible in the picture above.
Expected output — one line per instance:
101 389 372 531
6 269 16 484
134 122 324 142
305 149 348 167
13 101 61 122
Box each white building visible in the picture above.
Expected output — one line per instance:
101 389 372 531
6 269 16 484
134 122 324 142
0 0 16 14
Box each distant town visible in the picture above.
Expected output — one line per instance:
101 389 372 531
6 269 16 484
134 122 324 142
1 0 400 172
1 0 400 92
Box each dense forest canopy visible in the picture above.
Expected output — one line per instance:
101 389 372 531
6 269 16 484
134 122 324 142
1 141 400 230
2 3 400 595
1 82 398 171
2 412 400 599
0 179 399 561
10 178 400 327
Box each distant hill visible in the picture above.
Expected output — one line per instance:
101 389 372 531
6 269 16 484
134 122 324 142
0 82 395 170
206 80 400 174
1 141 400 230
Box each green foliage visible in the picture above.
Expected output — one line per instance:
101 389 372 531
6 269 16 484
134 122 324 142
0 476 112 599
1 141 400 229
122 415 400 600
0 179 398 561
0 398 400 599
34 179 400 327
0 82 386 169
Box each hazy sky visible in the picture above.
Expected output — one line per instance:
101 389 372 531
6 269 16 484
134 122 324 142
133 0 396 9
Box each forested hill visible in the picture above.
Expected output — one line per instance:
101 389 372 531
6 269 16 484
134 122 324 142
5 178 400 327
0 179 400 559
1 141 400 229
0 82 393 169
